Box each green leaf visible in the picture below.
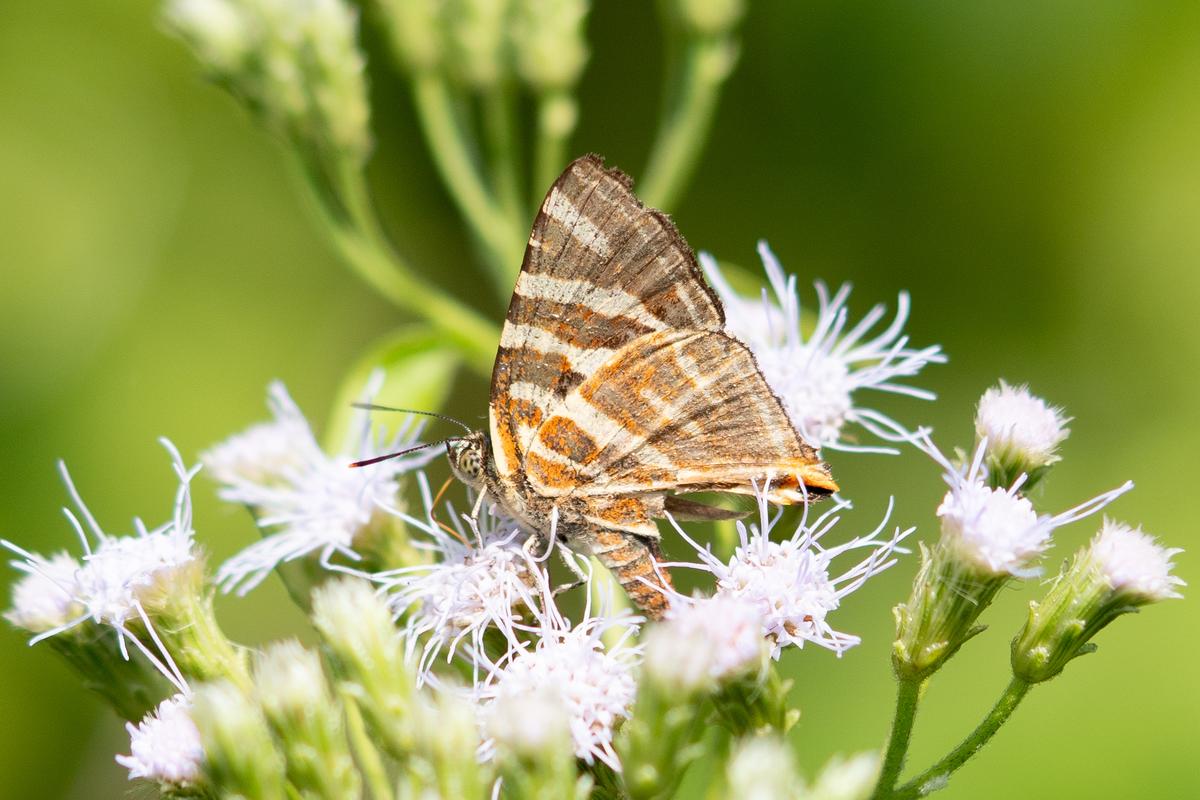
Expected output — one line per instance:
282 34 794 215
323 325 461 453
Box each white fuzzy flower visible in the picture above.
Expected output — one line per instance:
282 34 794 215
475 570 640 770
916 431 1133 577
163 0 249 72
3 440 200 692
701 242 945 452
642 594 765 691
209 377 435 595
5 552 82 633
485 689 573 760
726 737 800 800
674 491 911 657
1089 520 1184 602
116 694 204 785
375 475 536 683
975 381 1070 475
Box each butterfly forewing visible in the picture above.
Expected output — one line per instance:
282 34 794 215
489 155 726 478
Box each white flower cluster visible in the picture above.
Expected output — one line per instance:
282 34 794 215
206 378 435 594
914 430 1132 577
116 694 204 785
675 492 912 657
4 440 201 692
701 242 945 452
1088 520 1184 603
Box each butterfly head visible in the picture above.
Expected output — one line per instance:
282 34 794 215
446 431 489 489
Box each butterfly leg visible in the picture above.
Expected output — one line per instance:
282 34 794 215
550 542 590 597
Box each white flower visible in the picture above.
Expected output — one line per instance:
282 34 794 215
4 552 82 633
3 440 200 692
163 0 249 72
975 381 1070 472
375 475 536 683
475 569 640 770
726 737 800 800
674 490 912 657
484 689 573 760
642 594 765 691
116 694 204 785
916 431 1133 577
1089 519 1184 603
209 377 436 595
700 242 945 452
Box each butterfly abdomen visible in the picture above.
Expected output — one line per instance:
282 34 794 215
586 527 674 620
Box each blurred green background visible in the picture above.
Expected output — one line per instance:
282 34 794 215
2 1 1198 797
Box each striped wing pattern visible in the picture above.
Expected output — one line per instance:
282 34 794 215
489 155 835 539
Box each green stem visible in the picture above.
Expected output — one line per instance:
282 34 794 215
640 37 735 211
893 678 1032 799
340 689 394 800
871 677 925 800
410 73 524 297
532 90 576 210
482 84 524 225
300 154 498 377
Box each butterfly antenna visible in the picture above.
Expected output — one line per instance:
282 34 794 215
352 403 473 433
349 440 447 468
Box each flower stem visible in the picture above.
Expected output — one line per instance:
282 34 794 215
639 35 735 211
871 677 925 800
892 678 1032 799
297 151 498 377
482 84 524 225
532 89 576 211
340 688 394 800
410 72 525 298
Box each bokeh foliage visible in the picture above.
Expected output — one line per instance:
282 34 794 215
1 1 1197 797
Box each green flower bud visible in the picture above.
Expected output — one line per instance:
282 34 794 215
510 0 589 91
191 680 287 800
254 641 360 798
1012 520 1182 683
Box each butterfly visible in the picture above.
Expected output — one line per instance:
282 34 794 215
442 155 837 618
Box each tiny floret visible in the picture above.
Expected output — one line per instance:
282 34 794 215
5 552 81 633
116 694 204 785
701 243 945 452
676 489 911 657
1089 520 1184 602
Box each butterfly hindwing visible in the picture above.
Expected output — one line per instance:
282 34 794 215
524 329 836 503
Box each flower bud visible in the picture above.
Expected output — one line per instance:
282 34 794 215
1012 520 1182 683
641 595 765 695
254 641 360 798
726 737 800 800
510 0 589 92
808 752 880 800
447 0 511 87
311 578 417 758
376 0 445 72
975 382 1070 490
165 0 372 165
676 0 744 37
190 680 287 799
